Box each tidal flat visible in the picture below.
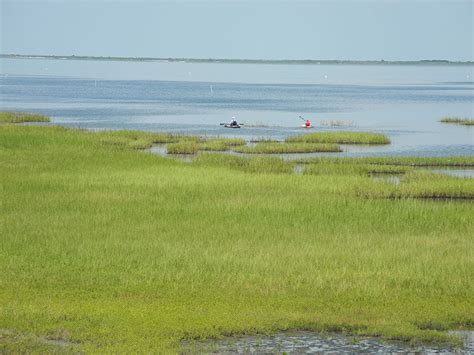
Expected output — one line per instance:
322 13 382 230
0 116 473 352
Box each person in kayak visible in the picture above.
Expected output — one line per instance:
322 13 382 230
230 117 238 126
299 115 312 127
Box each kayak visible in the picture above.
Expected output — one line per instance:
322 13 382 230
301 125 314 128
224 124 241 128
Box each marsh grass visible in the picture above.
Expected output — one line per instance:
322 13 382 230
215 138 246 146
97 132 247 153
366 165 409 174
199 140 230 151
0 111 50 123
1 123 472 352
304 162 411 176
199 138 246 151
150 133 181 143
234 142 341 153
303 160 473 199
95 130 211 152
300 156 474 167
287 132 391 145
167 140 200 154
194 153 293 174
358 170 474 200
401 170 474 198
249 137 280 143
96 130 179 150
440 117 474 126
175 135 203 143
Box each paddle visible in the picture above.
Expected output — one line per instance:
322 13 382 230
299 115 307 122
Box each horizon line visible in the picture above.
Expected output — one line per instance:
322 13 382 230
1 53 473 65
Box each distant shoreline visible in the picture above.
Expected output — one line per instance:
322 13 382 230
1 54 473 66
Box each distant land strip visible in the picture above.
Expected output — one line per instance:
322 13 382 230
1 53 473 65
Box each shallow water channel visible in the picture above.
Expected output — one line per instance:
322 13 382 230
183 330 474 354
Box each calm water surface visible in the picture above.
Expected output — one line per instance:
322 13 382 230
1 58 473 157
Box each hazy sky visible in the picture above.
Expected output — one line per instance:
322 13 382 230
1 0 473 61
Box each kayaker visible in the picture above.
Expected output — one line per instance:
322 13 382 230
230 117 238 126
299 115 312 127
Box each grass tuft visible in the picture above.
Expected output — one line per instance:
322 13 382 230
199 141 230 151
440 117 474 126
299 156 474 167
216 138 247 147
0 111 50 124
249 138 280 143
304 162 411 176
286 132 391 145
150 133 180 143
199 138 246 151
167 141 200 154
234 142 341 154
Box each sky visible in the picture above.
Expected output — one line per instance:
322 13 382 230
1 0 473 61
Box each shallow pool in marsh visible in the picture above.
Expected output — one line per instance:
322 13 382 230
183 330 474 354
1 58 473 157
430 168 474 178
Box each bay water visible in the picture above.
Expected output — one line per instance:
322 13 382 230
1 58 473 156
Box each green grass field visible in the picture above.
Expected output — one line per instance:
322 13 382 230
1 119 473 352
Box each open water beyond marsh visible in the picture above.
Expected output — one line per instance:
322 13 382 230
1 58 473 157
